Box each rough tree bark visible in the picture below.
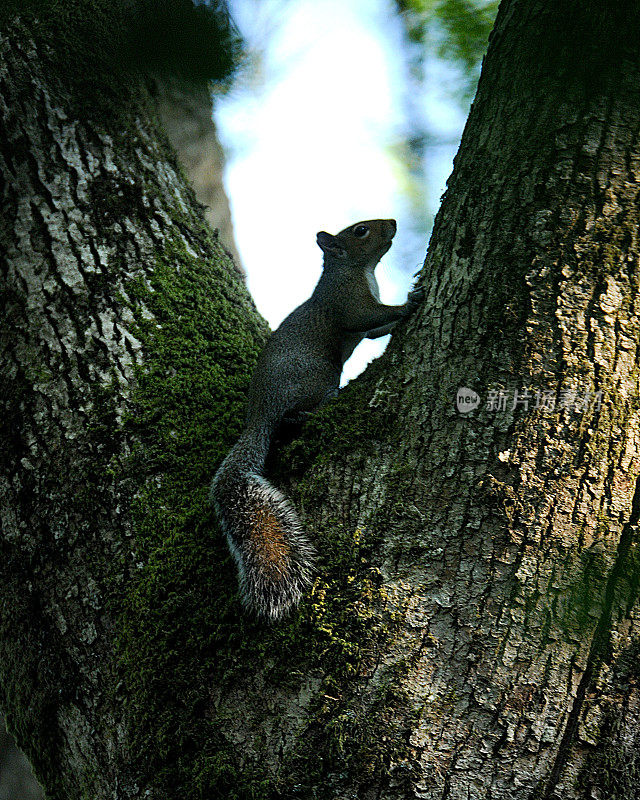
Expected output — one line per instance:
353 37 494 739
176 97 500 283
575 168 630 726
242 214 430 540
1 2 639 800
0 55 243 800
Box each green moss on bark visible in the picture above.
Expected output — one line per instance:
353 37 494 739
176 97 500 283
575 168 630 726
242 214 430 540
112 228 266 795
113 261 417 794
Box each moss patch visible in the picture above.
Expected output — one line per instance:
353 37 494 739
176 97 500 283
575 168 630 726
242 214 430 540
114 251 416 793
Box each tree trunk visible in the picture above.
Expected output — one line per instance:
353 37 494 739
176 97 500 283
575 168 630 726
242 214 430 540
1 2 639 800
0 14 266 799
153 75 245 275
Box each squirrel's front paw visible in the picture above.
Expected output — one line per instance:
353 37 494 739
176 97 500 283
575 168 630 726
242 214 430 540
401 287 424 320
408 286 425 305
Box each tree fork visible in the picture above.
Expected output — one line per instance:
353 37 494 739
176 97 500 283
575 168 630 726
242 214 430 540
1 1 640 799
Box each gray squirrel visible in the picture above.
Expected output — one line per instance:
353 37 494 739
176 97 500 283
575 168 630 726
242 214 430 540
210 219 422 620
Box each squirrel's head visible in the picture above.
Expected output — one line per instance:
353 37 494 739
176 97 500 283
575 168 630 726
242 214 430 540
316 219 396 268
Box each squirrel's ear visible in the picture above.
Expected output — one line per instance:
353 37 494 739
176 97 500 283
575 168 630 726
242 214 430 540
316 231 346 258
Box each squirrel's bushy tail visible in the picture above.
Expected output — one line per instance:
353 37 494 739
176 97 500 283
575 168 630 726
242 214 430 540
210 422 315 620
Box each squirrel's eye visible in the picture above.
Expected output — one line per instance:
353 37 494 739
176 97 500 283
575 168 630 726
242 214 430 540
353 224 370 238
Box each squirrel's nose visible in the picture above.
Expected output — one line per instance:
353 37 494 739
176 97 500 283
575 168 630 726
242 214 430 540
386 219 397 237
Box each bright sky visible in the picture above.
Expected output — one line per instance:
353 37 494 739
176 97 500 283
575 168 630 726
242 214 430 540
215 0 467 381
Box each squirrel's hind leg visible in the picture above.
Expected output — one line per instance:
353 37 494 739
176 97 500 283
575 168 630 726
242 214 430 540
282 385 339 424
